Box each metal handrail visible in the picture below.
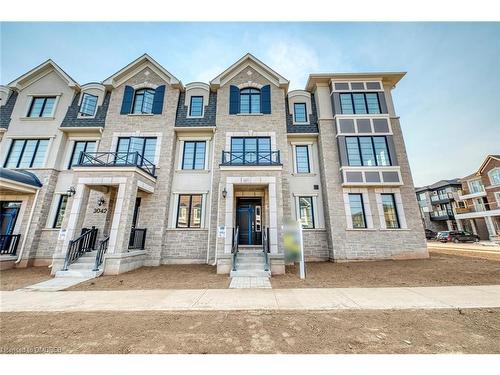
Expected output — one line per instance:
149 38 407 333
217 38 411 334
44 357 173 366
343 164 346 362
262 227 270 272
0 234 21 255
62 226 98 271
129 228 147 250
77 151 156 177
93 236 109 271
221 151 281 166
231 226 239 272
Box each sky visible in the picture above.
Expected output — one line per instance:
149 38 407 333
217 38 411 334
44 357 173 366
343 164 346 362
1 22 499 187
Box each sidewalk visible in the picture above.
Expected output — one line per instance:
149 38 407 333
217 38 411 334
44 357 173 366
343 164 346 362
1 285 499 312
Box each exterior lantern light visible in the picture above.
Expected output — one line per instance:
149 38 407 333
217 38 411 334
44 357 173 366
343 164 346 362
222 187 227 199
66 186 76 197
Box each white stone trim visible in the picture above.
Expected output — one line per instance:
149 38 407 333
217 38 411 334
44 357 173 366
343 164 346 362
177 137 211 171
342 188 374 229
488 167 500 187
293 194 320 230
291 141 314 174
170 192 208 229
374 188 408 229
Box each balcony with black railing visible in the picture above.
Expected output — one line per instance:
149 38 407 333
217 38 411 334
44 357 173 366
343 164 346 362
76 152 156 177
430 209 454 221
220 150 281 166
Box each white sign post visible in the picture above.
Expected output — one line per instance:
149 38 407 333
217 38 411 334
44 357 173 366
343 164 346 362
297 220 306 279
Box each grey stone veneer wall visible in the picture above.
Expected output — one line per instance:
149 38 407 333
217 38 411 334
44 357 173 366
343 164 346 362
175 91 217 127
302 230 329 261
286 94 319 133
60 92 110 128
162 229 208 263
0 91 18 129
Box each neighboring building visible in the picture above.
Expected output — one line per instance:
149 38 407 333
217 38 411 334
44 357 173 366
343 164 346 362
0 53 428 275
415 179 462 232
454 155 500 242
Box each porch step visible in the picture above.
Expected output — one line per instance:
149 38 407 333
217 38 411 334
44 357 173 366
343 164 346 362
230 269 270 278
236 263 267 271
55 269 103 278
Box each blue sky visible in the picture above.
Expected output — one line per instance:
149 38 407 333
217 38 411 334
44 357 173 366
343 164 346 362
1 22 499 186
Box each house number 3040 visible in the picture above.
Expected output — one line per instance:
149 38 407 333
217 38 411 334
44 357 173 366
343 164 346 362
93 208 108 214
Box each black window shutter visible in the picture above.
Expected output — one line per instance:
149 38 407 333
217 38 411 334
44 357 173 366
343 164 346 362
229 85 240 114
152 85 166 114
261 85 271 114
120 86 134 114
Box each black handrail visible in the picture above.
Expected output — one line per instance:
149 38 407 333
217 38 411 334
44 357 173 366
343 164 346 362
93 236 109 271
262 227 270 272
231 226 239 272
77 151 156 177
0 234 20 255
129 228 147 250
221 151 281 166
62 226 98 271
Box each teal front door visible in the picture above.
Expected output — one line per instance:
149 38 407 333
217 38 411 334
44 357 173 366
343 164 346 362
236 198 262 245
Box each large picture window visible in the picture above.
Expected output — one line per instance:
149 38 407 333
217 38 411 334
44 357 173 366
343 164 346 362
240 88 261 114
4 139 49 168
132 88 155 114
68 140 97 168
176 194 202 228
346 136 391 166
348 193 366 228
339 92 381 114
182 141 206 170
381 193 400 229
27 96 56 117
298 196 315 229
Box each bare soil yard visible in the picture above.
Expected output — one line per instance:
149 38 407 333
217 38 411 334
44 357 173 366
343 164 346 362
1 309 498 354
0 267 51 291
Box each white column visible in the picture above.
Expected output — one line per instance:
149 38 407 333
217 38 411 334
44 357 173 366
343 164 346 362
60 183 89 254
470 219 477 235
484 216 496 239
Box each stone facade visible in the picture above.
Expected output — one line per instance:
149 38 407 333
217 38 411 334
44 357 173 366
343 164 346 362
0 53 429 274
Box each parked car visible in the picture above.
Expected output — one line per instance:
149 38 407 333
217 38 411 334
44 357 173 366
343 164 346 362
438 231 480 243
436 231 450 241
425 229 437 240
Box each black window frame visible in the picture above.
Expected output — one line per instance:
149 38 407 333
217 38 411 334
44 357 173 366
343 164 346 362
348 193 367 229
132 88 156 114
346 136 391 166
339 92 381 115
295 145 311 173
298 196 315 229
293 103 308 123
4 139 49 168
239 88 261 114
27 96 57 118
53 194 69 229
381 193 400 229
116 137 157 162
176 194 203 228
189 96 204 117
230 136 271 164
68 140 97 169
79 93 98 117
182 141 206 170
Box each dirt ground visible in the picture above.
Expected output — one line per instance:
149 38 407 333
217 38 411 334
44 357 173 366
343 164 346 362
0 266 51 291
1 309 498 354
271 252 500 289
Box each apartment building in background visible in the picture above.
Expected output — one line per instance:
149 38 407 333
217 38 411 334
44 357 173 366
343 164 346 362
0 53 428 276
415 179 462 232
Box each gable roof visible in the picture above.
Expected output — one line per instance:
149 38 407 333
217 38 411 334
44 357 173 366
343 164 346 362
8 59 79 91
102 54 182 89
210 53 289 90
478 154 500 174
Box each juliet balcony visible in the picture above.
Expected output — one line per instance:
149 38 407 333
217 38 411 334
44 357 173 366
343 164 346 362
220 150 281 167
75 152 157 177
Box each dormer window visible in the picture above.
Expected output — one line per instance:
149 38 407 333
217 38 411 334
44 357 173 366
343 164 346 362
294 103 307 123
79 93 98 117
189 96 204 117
132 88 155 114
27 96 56 117
240 88 261 114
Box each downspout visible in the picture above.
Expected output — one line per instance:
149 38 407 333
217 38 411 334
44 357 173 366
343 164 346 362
206 128 217 264
212 181 222 266
15 189 40 264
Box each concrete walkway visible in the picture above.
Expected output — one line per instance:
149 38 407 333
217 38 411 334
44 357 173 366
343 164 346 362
1 285 499 312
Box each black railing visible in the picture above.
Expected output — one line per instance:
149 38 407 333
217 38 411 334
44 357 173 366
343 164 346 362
231 226 239 272
221 151 281 166
128 228 147 250
77 152 156 177
62 226 98 271
262 227 270 272
0 234 20 256
93 236 109 271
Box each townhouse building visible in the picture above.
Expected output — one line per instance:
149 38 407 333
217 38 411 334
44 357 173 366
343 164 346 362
0 53 428 275
454 155 500 242
415 179 462 232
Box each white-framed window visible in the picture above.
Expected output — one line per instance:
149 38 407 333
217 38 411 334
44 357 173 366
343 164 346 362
495 192 500 208
171 192 207 229
488 168 500 186
291 142 314 174
182 141 206 170
293 103 308 123
468 179 484 194
293 194 320 229
343 188 373 229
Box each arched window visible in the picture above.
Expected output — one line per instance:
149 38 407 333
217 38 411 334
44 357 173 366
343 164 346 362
132 88 155 114
489 168 500 186
240 88 260 114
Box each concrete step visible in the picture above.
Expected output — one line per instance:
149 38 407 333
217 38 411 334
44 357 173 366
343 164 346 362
68 263 96 270
236 263 268 271
236 260 265 266
55 269 103 278
80 251 98 258
73 257 97 264
230 269 270 278
236 252 265 258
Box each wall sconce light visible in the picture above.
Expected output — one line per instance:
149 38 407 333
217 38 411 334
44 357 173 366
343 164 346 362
222 187 227 199
66 186 76 197
97 197 105 206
